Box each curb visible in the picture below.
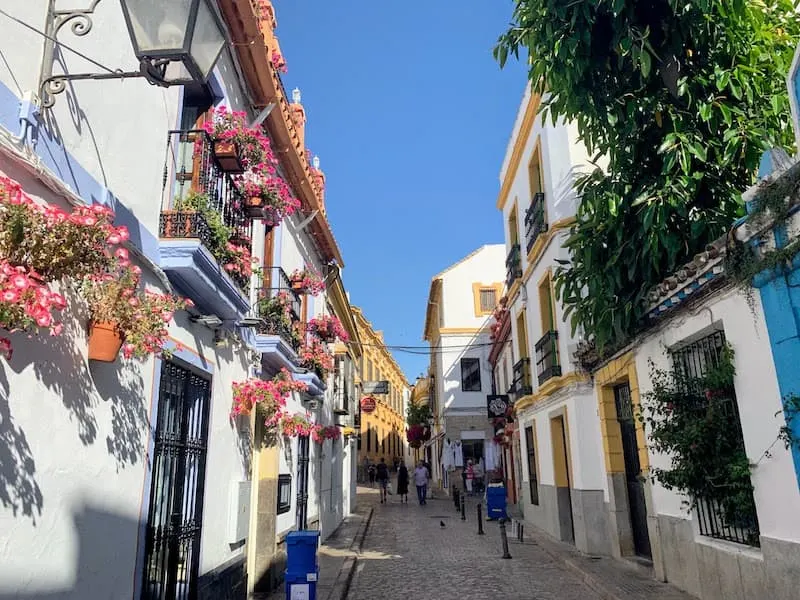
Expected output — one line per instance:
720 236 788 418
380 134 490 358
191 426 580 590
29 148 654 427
326 506 374 600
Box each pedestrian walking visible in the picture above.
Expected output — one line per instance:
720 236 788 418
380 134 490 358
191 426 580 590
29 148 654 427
376 458 390 503
414 461 428 505
465 460 475 496
397 463 409 503
368 463 376 487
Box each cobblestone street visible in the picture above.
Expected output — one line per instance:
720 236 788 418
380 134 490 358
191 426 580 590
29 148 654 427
347 485 693 600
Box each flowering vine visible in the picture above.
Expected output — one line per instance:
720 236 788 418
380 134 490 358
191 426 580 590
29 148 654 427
298 337 334 379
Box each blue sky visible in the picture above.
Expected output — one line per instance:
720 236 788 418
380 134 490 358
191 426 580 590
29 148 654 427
274 1 527 383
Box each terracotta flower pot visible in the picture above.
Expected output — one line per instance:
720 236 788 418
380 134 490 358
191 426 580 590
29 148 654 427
290 278 304 292
244 195 265 219
88 321 124 362
212 141 244 173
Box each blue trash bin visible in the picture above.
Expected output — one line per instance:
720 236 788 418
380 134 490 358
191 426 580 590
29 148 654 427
285 570 318 600
486 485 507 520
286 530 320 578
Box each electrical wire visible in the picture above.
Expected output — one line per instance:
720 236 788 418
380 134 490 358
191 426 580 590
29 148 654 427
0 7 120 76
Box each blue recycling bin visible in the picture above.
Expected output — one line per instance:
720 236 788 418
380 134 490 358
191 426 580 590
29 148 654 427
286 530 320 578
285 570 318 600
486 484 508 520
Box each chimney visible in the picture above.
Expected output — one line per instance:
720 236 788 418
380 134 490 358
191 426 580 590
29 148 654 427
290 88 306 147
311 155 326 215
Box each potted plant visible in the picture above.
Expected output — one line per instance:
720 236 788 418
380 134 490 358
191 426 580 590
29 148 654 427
306 314 348 343
0 261 66 349
288 266 325 295
298 337 334 379
202 107 273 174
270 50 288 74
232 368 307 420
240 176 301 224
81 258 189 361
278 412 316 437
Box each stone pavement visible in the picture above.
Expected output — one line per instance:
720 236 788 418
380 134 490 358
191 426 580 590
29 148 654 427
347 487 695 600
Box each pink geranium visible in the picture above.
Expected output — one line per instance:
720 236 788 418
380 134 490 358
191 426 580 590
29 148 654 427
270 50 288 74
240 175 301 226
306 314 349 343
289 266 325 296
232 368 308 420
202 106 275 173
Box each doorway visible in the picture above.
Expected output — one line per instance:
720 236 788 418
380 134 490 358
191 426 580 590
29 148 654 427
614 383 652 558
141 361 212 600
550 414 574 544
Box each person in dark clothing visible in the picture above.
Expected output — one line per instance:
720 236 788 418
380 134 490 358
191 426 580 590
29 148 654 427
376 458 390 504
396 464 409 503
368 463 376 486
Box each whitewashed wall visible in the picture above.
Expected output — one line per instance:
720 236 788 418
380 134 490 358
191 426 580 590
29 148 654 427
439 245 505 330
439 332 492 413
0 3 260 596
634 289 800 542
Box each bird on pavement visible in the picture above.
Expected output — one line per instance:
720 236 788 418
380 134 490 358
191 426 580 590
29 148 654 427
440 521 446 528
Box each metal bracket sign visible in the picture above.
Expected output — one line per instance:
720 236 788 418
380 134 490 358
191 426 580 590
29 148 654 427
362 380 389 394
487 394 511 419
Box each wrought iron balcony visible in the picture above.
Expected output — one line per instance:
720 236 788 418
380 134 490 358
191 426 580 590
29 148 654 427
162 129 251 242
509 358 533 397
253 267 302 351
505 243 522 289
535 330 562 385
524 192 547 254
158 129 253 319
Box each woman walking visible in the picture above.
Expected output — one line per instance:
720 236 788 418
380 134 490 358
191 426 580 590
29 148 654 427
397 463 409 503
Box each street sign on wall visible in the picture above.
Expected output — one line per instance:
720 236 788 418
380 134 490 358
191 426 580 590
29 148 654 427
360 396 377 413
362 380 389 394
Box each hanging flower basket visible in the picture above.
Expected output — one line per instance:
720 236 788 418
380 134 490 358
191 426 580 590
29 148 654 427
244 195 266 219
87 321 124 362
409 440 422 449
212 141 245 173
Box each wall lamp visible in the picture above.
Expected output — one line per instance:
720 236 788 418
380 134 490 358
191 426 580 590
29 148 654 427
39 0 226 108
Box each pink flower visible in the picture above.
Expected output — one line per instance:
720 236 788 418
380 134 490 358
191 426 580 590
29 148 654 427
115 248 129 261
50 323 64 336
0 337 12 360
107 234 121 244
2 289 20 303
35 313 52 327
11 274 29 290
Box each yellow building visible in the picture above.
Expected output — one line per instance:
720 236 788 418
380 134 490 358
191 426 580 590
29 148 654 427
351 306 409 469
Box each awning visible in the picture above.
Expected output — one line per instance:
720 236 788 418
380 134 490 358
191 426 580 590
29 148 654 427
424 429 445 448
341 427 356 436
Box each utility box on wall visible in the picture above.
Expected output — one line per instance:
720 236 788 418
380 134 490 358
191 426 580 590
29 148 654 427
228 480 251 544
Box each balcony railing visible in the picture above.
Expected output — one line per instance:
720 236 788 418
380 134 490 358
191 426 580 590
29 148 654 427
524 192 547 254
535 330 561 385
505 243 522 289
509 358 533 397
253 267 302 350
160 128 252 247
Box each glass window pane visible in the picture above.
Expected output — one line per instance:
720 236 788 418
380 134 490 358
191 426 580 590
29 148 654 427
126 0 191 52
190 0 226 78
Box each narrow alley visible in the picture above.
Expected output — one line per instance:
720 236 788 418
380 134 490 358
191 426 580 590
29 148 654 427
343 486 692 600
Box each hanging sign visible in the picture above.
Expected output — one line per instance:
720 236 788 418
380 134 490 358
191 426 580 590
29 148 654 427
360 396 377 413
487 394 510 419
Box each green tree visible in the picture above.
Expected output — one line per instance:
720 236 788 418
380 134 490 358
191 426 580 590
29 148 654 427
406 401 432 427
495 0 800 350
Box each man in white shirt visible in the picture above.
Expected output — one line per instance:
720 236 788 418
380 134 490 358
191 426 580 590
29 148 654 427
413 462 429 505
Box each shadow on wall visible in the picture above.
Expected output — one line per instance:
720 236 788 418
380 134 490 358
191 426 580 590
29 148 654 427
0 292 149 523
0 502 140 600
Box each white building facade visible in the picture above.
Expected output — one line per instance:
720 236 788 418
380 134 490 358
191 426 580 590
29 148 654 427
494 84 609 554
423 244 505 492
0 2 356 599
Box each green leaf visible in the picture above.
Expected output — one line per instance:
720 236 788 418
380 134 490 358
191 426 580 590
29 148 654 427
640 49 652 78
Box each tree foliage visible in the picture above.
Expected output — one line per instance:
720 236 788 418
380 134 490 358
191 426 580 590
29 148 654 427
496 0 800 349
406 401 432 427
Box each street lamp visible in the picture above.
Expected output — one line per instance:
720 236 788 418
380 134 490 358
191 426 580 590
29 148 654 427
120 0 226 84
39 0 226 108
